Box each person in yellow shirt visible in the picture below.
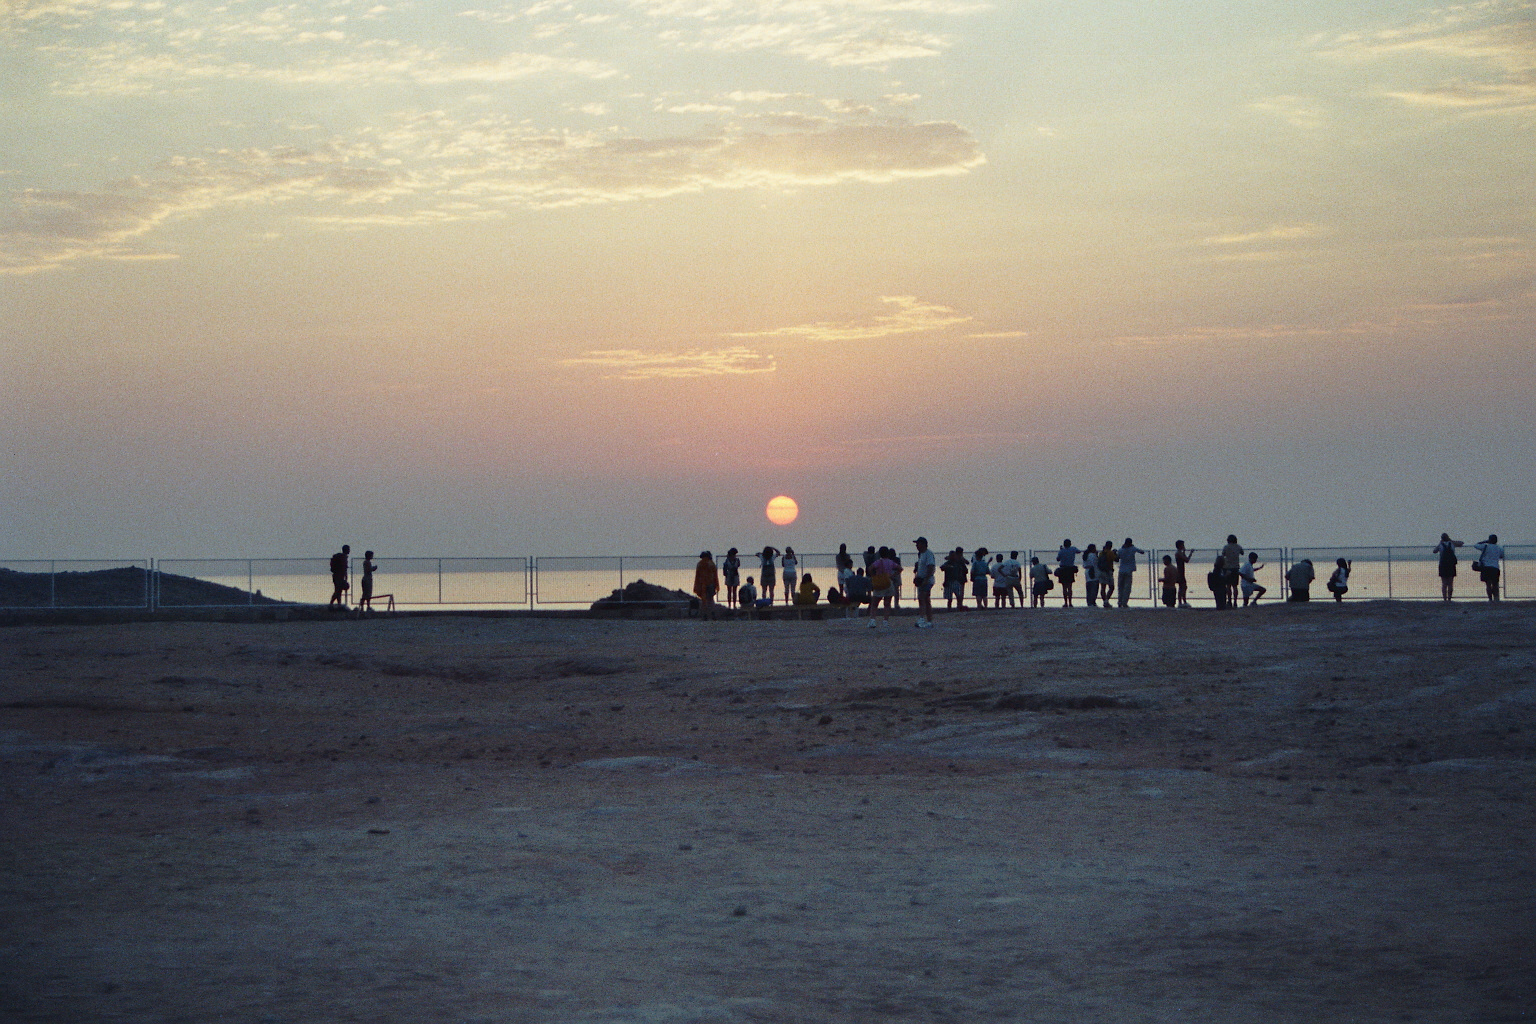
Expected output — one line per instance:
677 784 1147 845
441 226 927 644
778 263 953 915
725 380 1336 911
794 572 821 606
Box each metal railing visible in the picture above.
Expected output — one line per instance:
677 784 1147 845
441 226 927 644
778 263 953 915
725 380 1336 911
1 545 1528 611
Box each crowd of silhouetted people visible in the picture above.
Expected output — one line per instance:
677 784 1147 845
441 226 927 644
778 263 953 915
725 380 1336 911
687 533 1510 623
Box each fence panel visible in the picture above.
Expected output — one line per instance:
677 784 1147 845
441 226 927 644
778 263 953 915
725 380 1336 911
1286 547 1392 602
153 558 331 607
533 556 624 607
0 560 151 609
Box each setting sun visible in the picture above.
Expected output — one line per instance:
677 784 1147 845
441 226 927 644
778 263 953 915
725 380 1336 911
766 496 799 527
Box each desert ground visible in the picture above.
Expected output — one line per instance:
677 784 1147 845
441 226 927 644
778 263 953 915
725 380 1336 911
2 601 1533 1024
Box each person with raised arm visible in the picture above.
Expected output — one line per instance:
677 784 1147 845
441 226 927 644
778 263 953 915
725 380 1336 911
1174 540 1195 608
1432 534 1463 602
758 546 779 604
780 546 799 605
1116 538 1146 608
1240 552 1267 607
1473 534 1504 603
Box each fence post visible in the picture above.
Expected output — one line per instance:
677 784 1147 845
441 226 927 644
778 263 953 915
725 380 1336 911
248 559 254 605
1386 547 1393 600
619 557 625 602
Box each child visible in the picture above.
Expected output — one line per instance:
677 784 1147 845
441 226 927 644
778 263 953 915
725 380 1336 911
738 576 758 619
1160 555 1177 608
1240 552 1267 606
1326 558 1351 603
1029 557 1052 608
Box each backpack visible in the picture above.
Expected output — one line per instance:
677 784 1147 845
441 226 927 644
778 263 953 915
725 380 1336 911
870 570 892 590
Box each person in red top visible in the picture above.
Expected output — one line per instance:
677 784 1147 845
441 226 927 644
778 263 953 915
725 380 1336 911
693 551 720 620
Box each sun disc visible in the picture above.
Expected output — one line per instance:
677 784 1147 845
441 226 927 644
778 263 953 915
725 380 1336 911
765 495 799 526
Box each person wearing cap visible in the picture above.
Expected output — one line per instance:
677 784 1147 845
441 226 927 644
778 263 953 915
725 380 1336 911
911 536 936 628
693 550 719 620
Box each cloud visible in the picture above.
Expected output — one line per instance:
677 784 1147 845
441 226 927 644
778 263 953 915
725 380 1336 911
1201 223 1325 246
0 146 403 273
729 295 973 341
1317 5 1536 115
1248 95 1327 130
558 346 777 380
1 116 982 269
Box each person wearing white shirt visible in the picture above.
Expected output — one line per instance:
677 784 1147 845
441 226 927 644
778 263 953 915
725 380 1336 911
1116 539 1145 608
1055 540 1081 607
999 552 1024 608
911 536 937 627
1239 552 1267 607
1474 534 1504 602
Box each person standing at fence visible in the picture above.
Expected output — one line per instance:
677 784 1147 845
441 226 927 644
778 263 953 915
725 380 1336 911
1098 542 1118 606
1160 555 1178 607
1240 552 1267 606
781 546 799 604
1056 540 1080 607
358 550 377 612
970 547 991 609
694 551 720 619
911 536 936 628
1029 556 1052 607
1175 540 1195 608
721 548 741 611
1433 534 1463 602
1220 535 1244 609
758 546 779 604
1082 544 1101 606
328 544 351 608
1286 559 1315 602
1326 558 1352 603
1474 534 1504 602
1116 539 1145 608
942 547 968 610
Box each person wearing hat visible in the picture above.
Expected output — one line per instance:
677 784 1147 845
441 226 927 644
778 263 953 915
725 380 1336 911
911 536 936 628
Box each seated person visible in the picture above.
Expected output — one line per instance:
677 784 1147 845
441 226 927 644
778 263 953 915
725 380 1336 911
826 586 845 606
1286 559 1314 602
794 573 821 606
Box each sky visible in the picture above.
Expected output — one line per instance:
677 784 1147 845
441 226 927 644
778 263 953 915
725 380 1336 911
2 0 1533 560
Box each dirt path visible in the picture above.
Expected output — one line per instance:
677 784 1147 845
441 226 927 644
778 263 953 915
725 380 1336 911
2 602 1533 1022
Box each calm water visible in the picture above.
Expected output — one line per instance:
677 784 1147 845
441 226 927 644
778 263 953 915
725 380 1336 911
139 548 1534 609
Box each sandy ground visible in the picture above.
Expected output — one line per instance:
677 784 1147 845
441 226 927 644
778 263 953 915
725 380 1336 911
1 601 1533 1024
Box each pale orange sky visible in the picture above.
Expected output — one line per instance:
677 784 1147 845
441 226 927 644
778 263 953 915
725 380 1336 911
2 0 1533 557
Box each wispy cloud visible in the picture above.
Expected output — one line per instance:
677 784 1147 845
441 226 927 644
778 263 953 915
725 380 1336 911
1 116 982 270
1248 95 1327 129
1317 4 1536 115
558 346 777 380
1202 223 1325 246
729 295 973 341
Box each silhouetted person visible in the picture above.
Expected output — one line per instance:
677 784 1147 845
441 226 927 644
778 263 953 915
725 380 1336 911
911 536 936 628
693 550 720 619
1174 540 1195 608
721 548 741 610
1116 538 1145 608
1286 559 1314 602
358 550 377 611
1326 558 1352 603
329 544 350 608
1240 551 1267 606
1433 534 1463 602
758 546 779 603
942 547 968 609
1474 534 1504 602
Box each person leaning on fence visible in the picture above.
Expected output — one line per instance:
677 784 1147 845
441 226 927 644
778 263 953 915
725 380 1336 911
758 546 779 603
1056 539 1080 607
1029 556 1053 608
970 547 991 609
1082 544 1101 607
1220 535 1244 609
1286 559 1315 602
1116 539 1145 608
329 544 351 608
1098 542 1119 606
1326 558 1352 603
1474 534 1504 603
942 547 968 610
693 551 720 619
1433 534 1463 602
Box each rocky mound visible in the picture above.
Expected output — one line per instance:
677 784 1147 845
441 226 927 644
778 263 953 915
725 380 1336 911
590 578 695 612
0 566 282 609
